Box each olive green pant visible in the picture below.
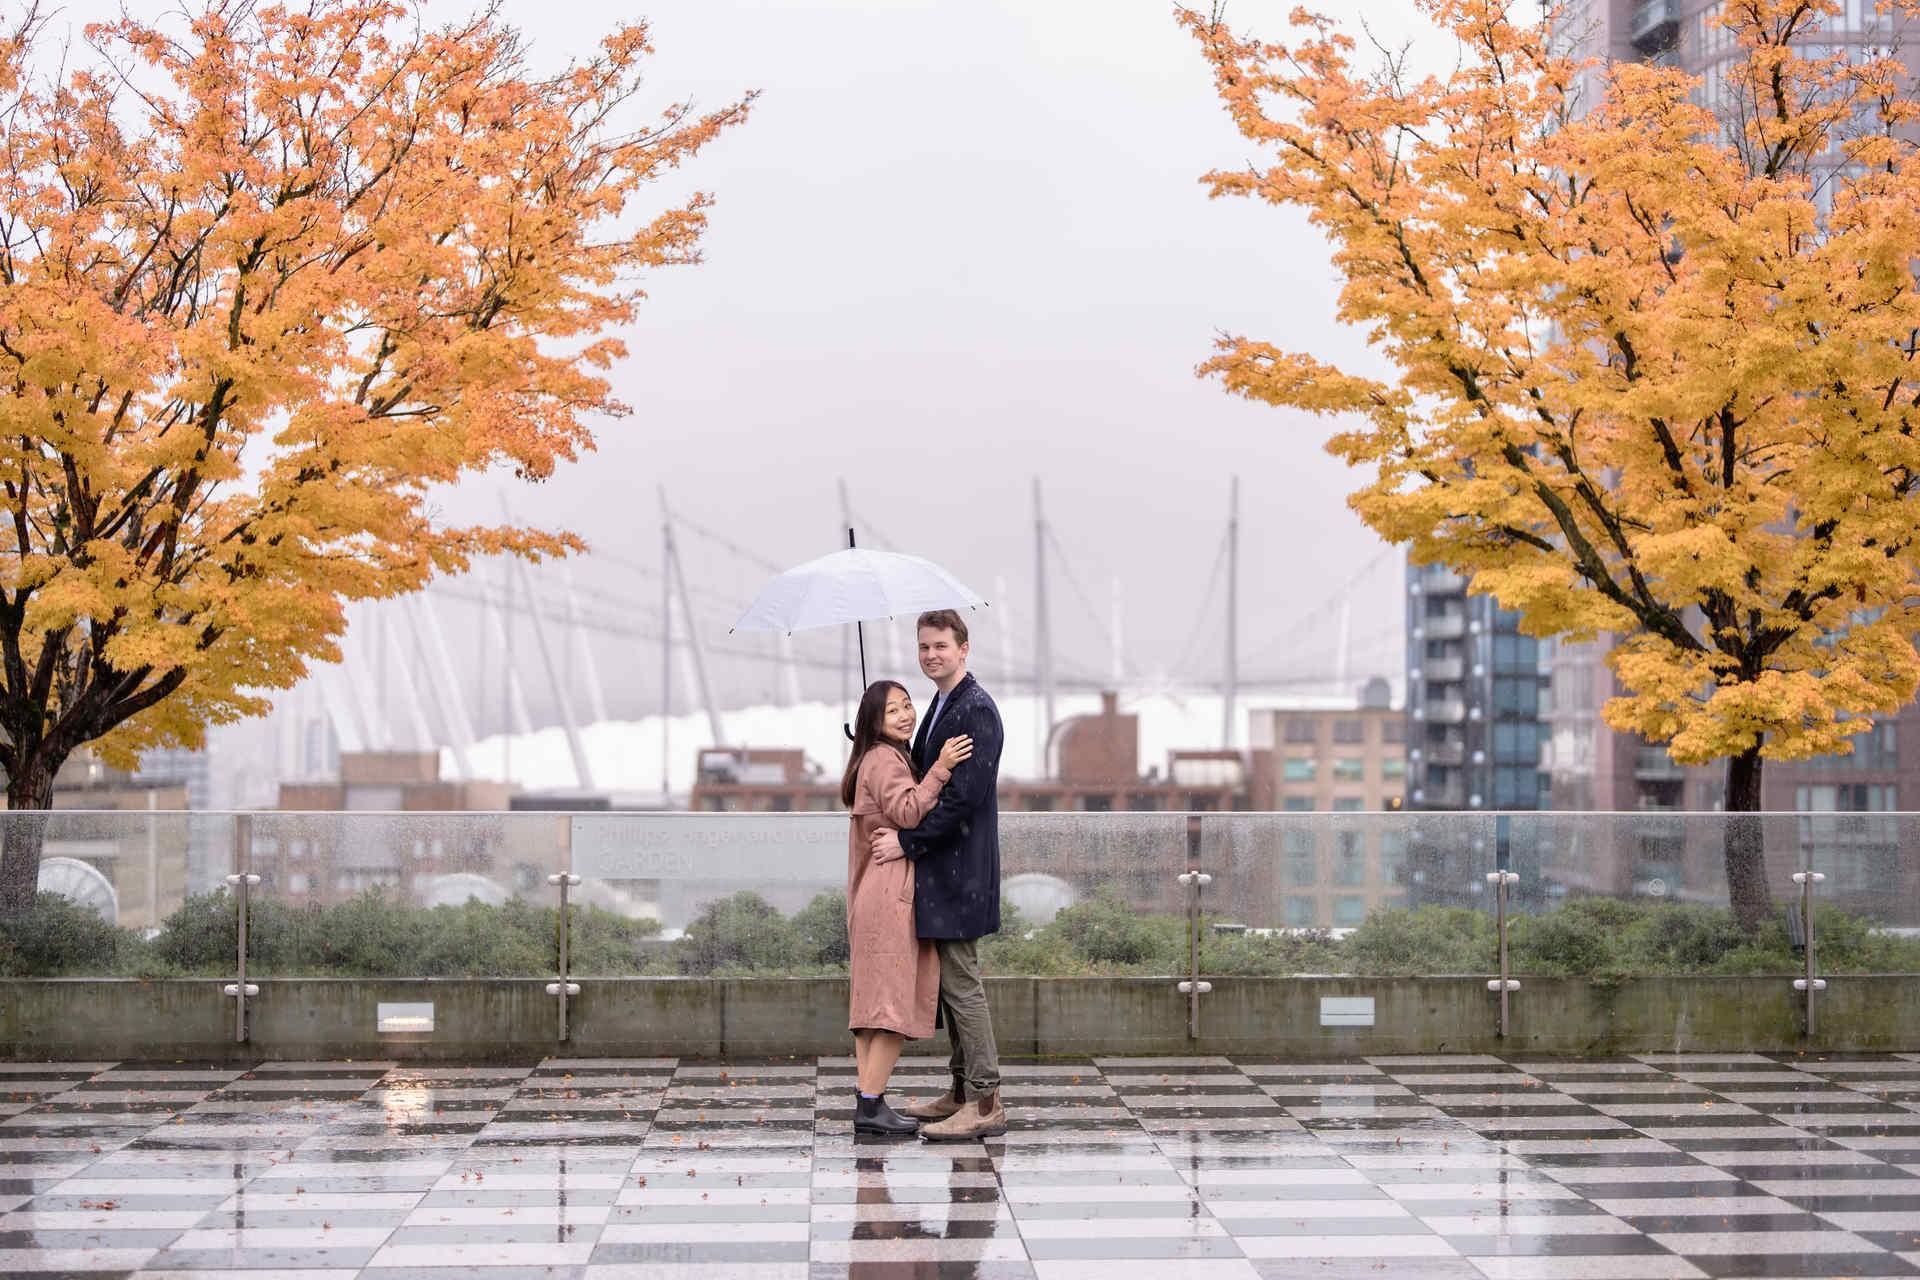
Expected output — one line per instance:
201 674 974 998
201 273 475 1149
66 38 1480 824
934 937 1001 1097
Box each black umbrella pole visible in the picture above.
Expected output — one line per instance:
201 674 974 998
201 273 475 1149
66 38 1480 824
844 620 871 742
844 525 864 741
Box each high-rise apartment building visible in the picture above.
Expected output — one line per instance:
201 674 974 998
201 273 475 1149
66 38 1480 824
1555 2 1918 203
1538 1 1920 921
1405 564 1552 813
1549 0 1920 813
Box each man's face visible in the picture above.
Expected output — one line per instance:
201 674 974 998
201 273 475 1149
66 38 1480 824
918 626 968 683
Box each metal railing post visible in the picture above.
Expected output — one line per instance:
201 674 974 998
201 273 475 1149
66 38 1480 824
222 815 259 1043
546 872 582 1040
1485 869 1521 1037
1175 814 1212 1039
1791 870 1826 1037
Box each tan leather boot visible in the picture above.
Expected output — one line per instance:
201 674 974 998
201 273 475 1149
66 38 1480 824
918 1090 1007 1142
901 1083 965 1122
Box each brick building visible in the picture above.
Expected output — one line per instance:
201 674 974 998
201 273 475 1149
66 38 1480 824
1226 680 1412 930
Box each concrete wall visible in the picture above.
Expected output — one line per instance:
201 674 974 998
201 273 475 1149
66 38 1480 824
1 975 1914 1062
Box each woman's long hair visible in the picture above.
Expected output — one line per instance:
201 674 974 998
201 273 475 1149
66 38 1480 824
841 679 913 808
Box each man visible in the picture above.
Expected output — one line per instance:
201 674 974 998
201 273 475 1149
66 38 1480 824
880 608 1007 1141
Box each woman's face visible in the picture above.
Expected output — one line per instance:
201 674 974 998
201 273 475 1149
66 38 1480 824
881 688 915 745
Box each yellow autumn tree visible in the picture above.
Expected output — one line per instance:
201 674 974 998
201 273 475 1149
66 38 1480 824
0 0 749 913
1184 0 1920 929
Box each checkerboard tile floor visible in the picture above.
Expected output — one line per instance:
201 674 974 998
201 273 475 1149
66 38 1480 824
1 1052 1917 1277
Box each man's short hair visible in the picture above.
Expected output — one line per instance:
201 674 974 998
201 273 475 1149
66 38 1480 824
917 609 970 645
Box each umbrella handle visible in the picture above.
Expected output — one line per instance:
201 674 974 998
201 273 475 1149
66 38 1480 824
843 722 855 742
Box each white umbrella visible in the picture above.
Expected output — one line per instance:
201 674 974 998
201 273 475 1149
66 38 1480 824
731 533 987 735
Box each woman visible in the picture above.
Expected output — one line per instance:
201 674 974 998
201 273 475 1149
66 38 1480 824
841 679 972 1136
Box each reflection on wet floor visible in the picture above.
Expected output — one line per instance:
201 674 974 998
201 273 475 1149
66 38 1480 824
0 1052 1916 1276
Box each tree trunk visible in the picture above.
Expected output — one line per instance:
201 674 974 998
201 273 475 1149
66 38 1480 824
0 759 56 919
1723 744 1773 934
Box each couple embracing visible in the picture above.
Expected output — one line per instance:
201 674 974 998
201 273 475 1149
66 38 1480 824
839 609 1008 1141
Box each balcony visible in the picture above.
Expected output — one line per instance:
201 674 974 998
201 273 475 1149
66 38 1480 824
1422 657 1466 683
1421 566 1467 593
1424 614 1467 640
1630 0 1680 52
1425 740 1467 766
1426 698 1468 724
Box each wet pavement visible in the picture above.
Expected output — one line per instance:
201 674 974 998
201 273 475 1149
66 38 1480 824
1 1052 1918 1277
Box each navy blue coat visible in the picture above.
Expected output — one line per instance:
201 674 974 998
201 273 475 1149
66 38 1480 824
902 672 1002 941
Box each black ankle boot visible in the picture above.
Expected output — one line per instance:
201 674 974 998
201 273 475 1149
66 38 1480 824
853 1092 919 1136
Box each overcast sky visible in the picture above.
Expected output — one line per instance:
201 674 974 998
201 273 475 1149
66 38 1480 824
49 0 1445 720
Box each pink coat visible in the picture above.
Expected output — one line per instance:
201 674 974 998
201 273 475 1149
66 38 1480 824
847 746 948 1038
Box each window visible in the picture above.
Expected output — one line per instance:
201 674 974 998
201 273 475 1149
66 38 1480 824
1798 783 1897 813
1381 758 1407 779
1287 845 1318 887
1332 758 1365 782
1492 677 1540 716
1283 758 1317 782
1284 897 1318 927
1813 719 1899 771
1333 896 1367 927
1333 797 1364 812
1284 718 1318 744
1493 767 1546 809
1334 843 1365 886
1492 722 1542 765
1282 796 1314 812
1333 719 1365 744
1128 793 1162 811
1381 719 1406 744
1380 831 1407 884
1491 634 1539 669
1080 794 1113 812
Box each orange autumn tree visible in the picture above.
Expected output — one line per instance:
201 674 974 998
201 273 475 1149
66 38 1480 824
1184 0 1920 930
0 1 748 913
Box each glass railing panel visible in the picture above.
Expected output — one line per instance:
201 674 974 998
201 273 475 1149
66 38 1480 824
0 810 234 977
242 811 566 977
1200 811 1498 976
993 811 1193 975
1503 812 1804 976
16 807 1895 988
570 811 844 977
1804 811 1920 973
569 810 1194 978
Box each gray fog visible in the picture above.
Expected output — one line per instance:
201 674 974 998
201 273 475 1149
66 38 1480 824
45 0 1444 727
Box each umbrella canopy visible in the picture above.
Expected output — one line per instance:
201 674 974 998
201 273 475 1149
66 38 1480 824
731 547 986 635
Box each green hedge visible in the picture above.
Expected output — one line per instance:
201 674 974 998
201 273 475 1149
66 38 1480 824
0 890 661 978
4 885 1918 979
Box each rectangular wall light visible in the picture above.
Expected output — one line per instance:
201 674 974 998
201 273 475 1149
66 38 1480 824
376 1001 434 1034
1319 996 1375 1028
